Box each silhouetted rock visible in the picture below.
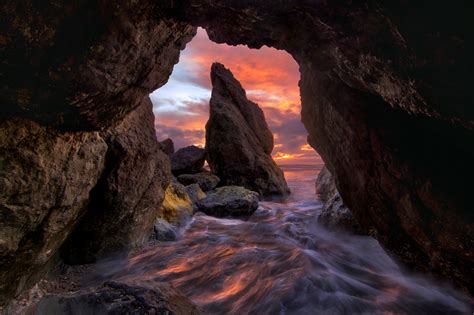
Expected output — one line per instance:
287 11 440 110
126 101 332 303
206 63 289 196
198 186 259 217
171 145 207 175
178 172 220 191
159 138 175 155
316 167 363 234
186 184 207 205
32 280 203 315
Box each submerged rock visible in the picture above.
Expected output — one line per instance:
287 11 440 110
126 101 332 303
171 145 207 175
158 182 194 226
159 138 175 155
154 219 178 242
198 186 259 217
31 280 203 315
178 172 220 192
186 183 207 205
316 167 363 234
205 63 289 197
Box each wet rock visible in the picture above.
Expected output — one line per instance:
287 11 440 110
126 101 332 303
158 182 194 226
316 167 363 234
154 219 178 242
31 280 203 315
205 63 289 196
0 118 107 305
178 172 220 192
61 99 171 265
159 138 175 155
198 186 259 218
186 183 207 205
170 145 207 175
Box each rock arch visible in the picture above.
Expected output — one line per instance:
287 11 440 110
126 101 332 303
0 0 472 303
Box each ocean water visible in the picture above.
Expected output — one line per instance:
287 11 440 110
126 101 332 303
94 164 472 314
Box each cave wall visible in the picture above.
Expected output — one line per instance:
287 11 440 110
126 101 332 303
166 0 474 293
0 0 472 303
0 0 195 304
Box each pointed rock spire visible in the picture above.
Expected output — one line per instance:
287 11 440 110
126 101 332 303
205 63 289 196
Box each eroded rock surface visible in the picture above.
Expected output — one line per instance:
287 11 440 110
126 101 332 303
171 146 207 175
206 63 289 196
32 280 203 315
198 186 259 218
0 119 107 304
1 0 196 130
61 99 171 264
316 166 363 234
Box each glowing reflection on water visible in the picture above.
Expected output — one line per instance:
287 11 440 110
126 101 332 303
93 165 472 314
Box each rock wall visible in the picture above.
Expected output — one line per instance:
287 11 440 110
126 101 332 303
61 98 171 264
0 0 194 303
0 119 107 304
1 0 196 130
169 0 473 293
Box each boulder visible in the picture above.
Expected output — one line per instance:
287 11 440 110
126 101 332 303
157 182 194 226
316 167 363 234
170 145 207 175
205 63 289 197
61 99 171 265
197 186 259 218
154 219 178 242
159 138 175 155
31 280 203 315
185 184 207 205
177 172 220 192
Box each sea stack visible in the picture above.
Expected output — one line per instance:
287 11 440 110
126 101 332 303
205 63 289 196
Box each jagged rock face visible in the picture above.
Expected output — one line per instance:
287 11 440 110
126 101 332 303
171 1 474 292
0 119 107 304
316 166 363 234
206 63 289 196
0 0 196 130
61 98 171 264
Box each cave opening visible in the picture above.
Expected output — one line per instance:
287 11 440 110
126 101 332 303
150 28 321 167
1 2 473 312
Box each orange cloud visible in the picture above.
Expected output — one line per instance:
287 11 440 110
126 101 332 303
152 28 321 165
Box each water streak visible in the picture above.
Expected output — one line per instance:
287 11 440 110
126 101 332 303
93 164 472 314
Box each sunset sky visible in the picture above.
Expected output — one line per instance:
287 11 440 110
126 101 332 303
150 28 321 165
